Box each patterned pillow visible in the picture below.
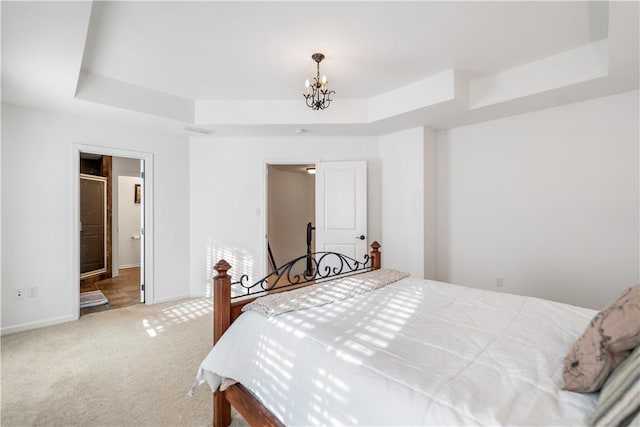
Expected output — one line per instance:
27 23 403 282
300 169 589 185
591 345 640 426
563 284 640 392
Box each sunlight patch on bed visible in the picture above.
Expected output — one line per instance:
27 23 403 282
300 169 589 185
308 382 354 426
252 334 295 402
258 349 293 381
319 285 420 360
316 368 350 394
370 318 403 332
355 330 393 346
244 334 302 422
273 316 311 338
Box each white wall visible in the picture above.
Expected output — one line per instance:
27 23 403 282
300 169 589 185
189 136 380 296
117 175 142 268
267 166 314 274
380 126 437 278
437 90 639 309
5 93 636 333
1 104 190 334
112 156 141 275
423 127 438 280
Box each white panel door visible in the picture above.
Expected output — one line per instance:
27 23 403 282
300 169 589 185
315 161 367 264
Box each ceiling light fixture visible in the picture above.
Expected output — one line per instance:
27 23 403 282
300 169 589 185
306 167 316 175
303 53 335 110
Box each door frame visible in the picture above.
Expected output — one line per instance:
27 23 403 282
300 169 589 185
72 144 154 320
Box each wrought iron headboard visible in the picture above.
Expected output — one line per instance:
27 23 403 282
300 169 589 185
231 251 374 299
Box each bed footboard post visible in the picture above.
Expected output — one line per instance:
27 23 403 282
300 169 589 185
213 260 232 427
213 259 232 344
370 241 381 270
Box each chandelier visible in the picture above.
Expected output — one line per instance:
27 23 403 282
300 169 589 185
303 53 335 110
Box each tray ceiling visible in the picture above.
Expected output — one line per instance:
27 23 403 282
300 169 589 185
2 1 638 136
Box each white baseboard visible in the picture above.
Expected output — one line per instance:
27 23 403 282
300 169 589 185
119 263 140 269
151 293 192 304
189 290 209 298
1 314 76 336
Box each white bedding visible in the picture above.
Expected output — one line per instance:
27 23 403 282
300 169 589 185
193 277 599 426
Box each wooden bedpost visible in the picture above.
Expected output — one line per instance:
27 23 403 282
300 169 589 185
213 260 232 427
213 259 232 344
370 241 381 270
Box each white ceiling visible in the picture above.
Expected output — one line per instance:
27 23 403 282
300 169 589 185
81 1 600 100
2 1 638 136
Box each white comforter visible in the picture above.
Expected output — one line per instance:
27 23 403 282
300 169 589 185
193 277 599 426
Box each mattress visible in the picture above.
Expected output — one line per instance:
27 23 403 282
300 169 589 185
193 276 599 426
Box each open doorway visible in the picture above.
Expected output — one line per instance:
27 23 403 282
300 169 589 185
266 164 316 277
78 152 146 315
265 160 369 284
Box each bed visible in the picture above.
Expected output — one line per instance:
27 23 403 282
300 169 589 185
191 242 604 426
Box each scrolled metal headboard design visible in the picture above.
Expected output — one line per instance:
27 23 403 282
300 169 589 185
231 251 373 299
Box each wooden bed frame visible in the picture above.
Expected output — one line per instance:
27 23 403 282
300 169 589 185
211 242 382 427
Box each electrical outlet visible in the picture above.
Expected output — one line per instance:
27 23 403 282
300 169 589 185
28 286 38 298
495 277 504 288
14 288 25 299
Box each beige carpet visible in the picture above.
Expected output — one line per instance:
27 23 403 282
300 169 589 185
1 298 247 427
